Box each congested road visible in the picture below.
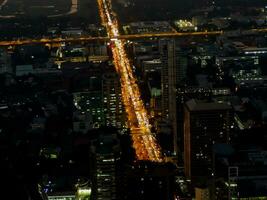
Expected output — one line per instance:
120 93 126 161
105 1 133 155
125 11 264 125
97 0 163 162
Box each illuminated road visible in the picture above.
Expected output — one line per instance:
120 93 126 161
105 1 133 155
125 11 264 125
3 27 267 46
0 31 222 46
0 37 109 46
97 0 163 162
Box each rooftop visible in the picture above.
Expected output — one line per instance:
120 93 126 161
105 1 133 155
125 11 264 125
186 99 232 112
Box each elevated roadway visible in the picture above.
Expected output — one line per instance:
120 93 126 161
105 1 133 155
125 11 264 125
2 27 267 46
0 31 223 46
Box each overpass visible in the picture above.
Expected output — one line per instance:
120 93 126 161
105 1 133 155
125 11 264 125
0 30 224 46
2 27 267 47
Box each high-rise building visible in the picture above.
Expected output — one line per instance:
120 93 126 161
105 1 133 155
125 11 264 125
72 63 125 129
123 162 175 200
102 72 125 129
90 134 121 200
159 39 178 154
184 99 232 179
176 47 188 82
73 90 104 127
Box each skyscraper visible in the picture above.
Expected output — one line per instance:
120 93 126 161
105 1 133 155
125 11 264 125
123 162 175 200
73 74 104 127
90 134 121 200
102 72 125 129
159 39 178 154
72 63 125 129
184 99 232 179
176 47 188 82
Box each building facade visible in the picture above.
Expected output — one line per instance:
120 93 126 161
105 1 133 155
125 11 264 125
184 99 233 179
159 39 178 154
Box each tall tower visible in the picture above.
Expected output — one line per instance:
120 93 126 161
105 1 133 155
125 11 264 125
159 39 178 154
184 99 232 179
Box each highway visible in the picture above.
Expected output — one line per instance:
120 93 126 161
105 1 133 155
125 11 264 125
0 31 223 46
97 0 163 162
3 27 267 46
0 36 109 46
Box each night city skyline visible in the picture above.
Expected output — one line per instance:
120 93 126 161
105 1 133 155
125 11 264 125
1 0 267 200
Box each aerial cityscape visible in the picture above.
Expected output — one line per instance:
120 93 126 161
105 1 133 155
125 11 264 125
1 0 267 199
